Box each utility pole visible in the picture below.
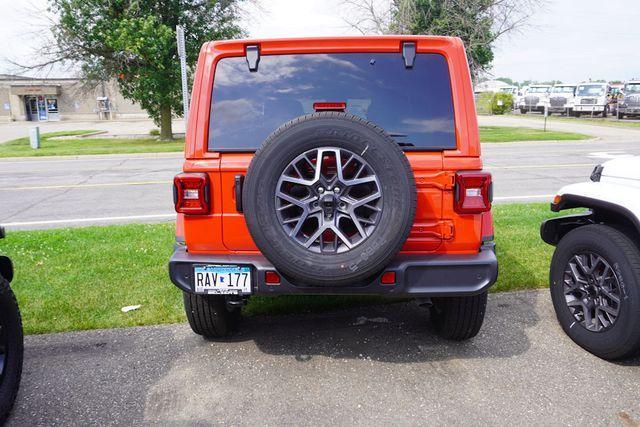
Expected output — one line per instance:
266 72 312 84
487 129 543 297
176 25 189 129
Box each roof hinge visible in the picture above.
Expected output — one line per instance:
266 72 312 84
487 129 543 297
402 42 416 69
245 45 260 72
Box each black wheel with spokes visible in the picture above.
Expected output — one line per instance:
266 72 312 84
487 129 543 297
0 275 23 424
550 224 640 359
243 112 416 287
561 252 621 331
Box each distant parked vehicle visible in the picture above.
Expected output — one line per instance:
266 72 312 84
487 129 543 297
0 227 23 424
541 158 640 359
618 80 640 119
548 84 577 116
519 84 550 114
573 82 611 117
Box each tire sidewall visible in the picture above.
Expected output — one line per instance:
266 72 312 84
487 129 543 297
550 226 640 358
0 277 23 422
243 113 415 285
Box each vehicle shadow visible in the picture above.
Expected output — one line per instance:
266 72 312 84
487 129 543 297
225 291 542 363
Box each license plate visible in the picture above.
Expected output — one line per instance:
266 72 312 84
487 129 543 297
193 265 252 295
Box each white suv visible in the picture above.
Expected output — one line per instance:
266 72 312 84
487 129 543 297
518 84 550 114
541 157 640 360
573 82 610 117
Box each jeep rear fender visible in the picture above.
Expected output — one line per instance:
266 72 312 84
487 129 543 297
541 193 640 245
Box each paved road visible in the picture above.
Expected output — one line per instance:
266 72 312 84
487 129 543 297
7 290 640 426
2 116 640 230
481 116 640 202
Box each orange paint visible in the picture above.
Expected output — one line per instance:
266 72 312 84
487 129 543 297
180 36 488 256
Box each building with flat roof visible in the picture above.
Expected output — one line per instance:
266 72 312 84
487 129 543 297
0 74 147 122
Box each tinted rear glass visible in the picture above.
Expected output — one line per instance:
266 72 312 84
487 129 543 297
208 53 456 151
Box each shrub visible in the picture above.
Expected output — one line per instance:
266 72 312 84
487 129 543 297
491 92 514 115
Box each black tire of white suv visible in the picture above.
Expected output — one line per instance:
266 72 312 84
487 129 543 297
183 293 240 338
550 225 640 360
243 112 416 287
430 292 488 340
0 275 23 424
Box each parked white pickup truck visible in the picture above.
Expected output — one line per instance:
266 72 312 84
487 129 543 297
541 157 640 360
573 82 610 117
519 84 550 114
548 84 577 115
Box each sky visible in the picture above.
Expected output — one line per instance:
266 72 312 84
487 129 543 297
1 0 639 83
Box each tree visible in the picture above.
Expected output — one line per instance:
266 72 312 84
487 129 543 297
44 0 246 140
343 0 541 80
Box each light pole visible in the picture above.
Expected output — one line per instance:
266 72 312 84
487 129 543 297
176 25 190 130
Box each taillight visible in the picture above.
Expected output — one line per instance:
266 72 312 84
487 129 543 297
173 173 210 215
313 102 346 111
454 171 492 214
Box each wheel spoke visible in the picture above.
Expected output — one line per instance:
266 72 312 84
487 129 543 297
598 303 619 317
276 191 307 207
600 287 620 304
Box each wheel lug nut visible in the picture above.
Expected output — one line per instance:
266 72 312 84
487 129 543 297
318 187 324 193
334 187 340 193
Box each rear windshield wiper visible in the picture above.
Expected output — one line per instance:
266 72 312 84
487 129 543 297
387 132 414 147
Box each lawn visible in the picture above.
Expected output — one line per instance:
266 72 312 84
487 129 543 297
3 203 571 335
478 126 590 142
0 130 184 157
0 126 587 158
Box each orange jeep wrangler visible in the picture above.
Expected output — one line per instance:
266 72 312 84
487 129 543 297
169 36 497 340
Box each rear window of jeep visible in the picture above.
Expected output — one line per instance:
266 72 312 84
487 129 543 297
208 53 456 151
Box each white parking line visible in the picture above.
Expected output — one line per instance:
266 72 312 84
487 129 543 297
494 194 554 201
0 181 172 191
486 163 593 170
2 213 176 227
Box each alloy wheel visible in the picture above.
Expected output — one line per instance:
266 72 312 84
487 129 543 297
562 252 622 332
275 147 382 254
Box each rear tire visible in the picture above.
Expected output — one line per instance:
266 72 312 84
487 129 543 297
183 293 240 338
550 225 640 359
0 276 23 424
243 112 416 287
519 108 527 114
430 292 488 340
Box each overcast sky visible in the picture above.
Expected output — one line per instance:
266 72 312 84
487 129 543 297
1 0 639 83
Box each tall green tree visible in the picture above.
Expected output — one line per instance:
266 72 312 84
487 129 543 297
344 0 540 80
48 0 246 139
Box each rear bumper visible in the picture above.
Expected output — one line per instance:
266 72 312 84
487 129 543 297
168 244 498 297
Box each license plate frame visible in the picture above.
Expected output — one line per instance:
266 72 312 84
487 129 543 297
193 264 252 295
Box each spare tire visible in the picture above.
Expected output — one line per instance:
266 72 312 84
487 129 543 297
243 112 416 287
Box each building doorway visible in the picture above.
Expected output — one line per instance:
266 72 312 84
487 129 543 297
25 95 59 121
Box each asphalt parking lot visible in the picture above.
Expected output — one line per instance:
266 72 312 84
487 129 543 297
3 115 640 230
8 290 640 426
